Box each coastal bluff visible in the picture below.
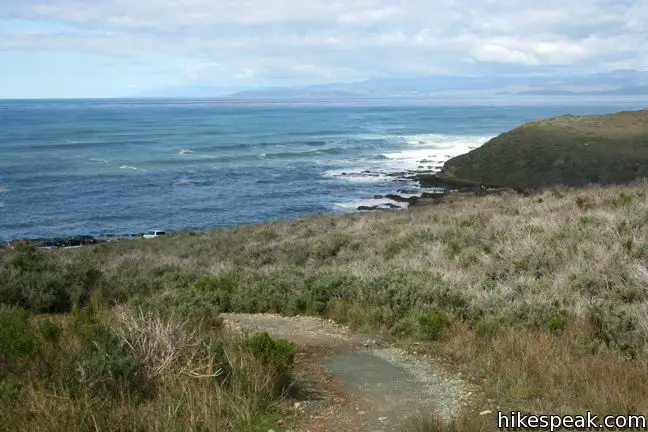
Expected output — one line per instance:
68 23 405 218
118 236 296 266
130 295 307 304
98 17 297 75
440 109 648 190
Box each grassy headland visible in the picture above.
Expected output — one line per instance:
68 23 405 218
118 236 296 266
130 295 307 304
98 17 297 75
442 109 648 190
3 182 648 430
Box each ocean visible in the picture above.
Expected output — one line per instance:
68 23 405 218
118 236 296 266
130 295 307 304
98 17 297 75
1 98 646 241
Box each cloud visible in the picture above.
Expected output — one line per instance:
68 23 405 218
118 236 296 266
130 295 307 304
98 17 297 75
0 0 647 88
471 44 540 66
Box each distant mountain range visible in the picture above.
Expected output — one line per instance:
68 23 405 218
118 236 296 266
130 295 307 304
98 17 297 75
138 69 648 99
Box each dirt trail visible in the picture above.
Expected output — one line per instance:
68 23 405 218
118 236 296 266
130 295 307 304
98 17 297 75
222 313 472 432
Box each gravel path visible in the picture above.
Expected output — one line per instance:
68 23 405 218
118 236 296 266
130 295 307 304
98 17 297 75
221 313 472 431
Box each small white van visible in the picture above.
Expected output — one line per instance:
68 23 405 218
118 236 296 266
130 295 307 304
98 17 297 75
143 230 166 239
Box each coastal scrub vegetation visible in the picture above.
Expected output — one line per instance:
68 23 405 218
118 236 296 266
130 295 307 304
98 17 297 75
3 182 648 429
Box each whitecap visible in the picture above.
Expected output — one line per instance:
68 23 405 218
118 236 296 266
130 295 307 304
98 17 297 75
333 198 407 210
380 134 491 171
179 149 195 155
172 178 195 186
119 165 146 172
321 133 490 183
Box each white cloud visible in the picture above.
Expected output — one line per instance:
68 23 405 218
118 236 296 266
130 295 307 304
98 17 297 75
0 0 647 87
234 68 256 79
471 44 540 65
337 6 402 24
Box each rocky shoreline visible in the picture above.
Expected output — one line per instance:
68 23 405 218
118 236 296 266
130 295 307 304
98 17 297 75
338 167 514 212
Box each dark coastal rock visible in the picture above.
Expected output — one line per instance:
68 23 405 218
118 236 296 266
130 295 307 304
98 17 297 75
385 194 419 205
421 192 446 200
357 203 403 211
387 171 409 178
410 173 484 190
385 194 411 203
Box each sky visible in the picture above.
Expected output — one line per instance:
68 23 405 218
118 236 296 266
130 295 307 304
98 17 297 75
0 0 647 98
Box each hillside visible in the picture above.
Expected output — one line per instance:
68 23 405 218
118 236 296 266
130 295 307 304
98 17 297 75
442 109 648 189
2 184 648 430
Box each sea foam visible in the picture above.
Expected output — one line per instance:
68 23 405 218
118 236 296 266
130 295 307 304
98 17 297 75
324 133 490 182
333 198 407 210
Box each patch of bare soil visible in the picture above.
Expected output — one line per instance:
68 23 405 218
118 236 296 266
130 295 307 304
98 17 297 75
222 313 471 432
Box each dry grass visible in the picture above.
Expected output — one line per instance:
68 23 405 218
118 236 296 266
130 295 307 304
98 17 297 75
115 306 215 379
5 181 648 430
0 305 292 432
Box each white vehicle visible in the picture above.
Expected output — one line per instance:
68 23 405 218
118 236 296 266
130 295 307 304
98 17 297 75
143 230 166 239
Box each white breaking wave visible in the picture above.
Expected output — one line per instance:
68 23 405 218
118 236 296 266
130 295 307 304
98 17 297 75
172 178 193 186
179 149 214 159
333 198 407 210
380 134 491 171
119 165 146 172
324 133 491 182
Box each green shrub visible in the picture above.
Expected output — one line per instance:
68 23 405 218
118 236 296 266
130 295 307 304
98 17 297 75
420 282 471 320
0 246 103 313
473 315 503 339
131 288 223 328
389 314 420 338
418 307 450 341
0 375 22 403
575 196 593 210
19 271 70 313
194 275 238 312
610 192 632 208
545 309 569 333
38 319 62 344
247 332 295 370
195 275 237 293
587 304 637 357
64 259 103 308
306 275 347 315
209 340 232 385
0 306 40 375
458 218 474 228
72 309 151 399
7 244 48 273
448 241 463 259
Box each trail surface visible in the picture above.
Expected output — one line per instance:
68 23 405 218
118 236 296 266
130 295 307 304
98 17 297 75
222 313 472 432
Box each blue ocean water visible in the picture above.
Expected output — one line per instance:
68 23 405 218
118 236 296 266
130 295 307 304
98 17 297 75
0 99 645 240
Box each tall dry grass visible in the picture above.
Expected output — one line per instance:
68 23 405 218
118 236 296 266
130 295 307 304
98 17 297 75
4 181 648 430
0 304 294 431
